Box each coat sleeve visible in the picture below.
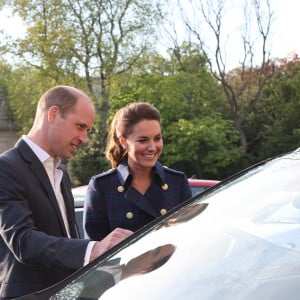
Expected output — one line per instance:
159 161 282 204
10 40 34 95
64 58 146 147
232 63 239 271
84 176 112 241
181 173 193 201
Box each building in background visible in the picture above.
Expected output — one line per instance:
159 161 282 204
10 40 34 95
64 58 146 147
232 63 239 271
0 89 18 153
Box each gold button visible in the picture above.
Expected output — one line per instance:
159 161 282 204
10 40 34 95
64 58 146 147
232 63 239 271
162 183 168 190
160 209 167 215
126 212 133 219
117 185 124 192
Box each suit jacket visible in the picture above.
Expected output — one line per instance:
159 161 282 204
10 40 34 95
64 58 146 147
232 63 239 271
84 159 192 241
0 139 89 299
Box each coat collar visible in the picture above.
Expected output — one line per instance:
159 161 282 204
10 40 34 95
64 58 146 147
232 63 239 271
116 159 166 186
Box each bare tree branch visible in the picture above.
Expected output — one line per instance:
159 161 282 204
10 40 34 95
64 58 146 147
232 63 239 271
178 0 273 150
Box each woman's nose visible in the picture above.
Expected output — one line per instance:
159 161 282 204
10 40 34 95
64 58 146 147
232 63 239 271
147 141 156 150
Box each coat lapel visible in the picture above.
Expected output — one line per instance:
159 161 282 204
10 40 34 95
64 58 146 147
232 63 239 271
117 160 168 217
117 162 156 216
60 173 78 238
125 185 157 217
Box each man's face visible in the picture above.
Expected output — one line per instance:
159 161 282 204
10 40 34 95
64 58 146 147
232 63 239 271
48 97 95 159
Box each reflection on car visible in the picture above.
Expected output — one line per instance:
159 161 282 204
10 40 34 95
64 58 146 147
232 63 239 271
19 149 300 299
188 178 219 196
72 178 219 238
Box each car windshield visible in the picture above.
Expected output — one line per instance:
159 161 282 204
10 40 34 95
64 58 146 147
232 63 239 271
49 149 300 300
190 186 206 196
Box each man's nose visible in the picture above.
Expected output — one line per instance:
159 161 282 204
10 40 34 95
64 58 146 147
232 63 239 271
79 131 88 144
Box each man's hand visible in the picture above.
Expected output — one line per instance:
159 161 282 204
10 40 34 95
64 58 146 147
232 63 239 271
90 228 133 262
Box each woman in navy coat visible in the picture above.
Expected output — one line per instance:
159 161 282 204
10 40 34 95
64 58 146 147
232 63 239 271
84 102 192 241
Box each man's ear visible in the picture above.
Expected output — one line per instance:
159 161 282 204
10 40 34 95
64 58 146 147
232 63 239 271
48 106 60 124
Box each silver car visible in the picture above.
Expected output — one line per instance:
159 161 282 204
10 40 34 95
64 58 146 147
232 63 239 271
19 148 300 299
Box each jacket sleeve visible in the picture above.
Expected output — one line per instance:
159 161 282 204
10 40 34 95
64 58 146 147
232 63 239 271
84 176 111 241
182 173 192 201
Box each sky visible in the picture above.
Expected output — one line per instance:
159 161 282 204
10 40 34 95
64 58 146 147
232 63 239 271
0 0 299 69
267 0 300 59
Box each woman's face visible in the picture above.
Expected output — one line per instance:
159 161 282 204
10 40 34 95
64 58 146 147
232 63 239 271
121 119 163 171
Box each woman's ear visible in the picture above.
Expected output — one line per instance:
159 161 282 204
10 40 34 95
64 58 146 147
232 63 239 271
119 136 127 149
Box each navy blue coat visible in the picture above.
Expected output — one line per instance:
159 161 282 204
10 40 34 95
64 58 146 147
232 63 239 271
84 160 192 241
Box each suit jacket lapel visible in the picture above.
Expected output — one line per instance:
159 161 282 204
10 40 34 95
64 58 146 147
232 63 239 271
61 174 78 238
17 140 69 237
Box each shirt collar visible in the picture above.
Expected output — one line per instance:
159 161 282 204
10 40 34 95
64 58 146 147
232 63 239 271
22 135 61 167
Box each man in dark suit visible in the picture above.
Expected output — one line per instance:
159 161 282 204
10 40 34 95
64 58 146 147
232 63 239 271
0 86 132 299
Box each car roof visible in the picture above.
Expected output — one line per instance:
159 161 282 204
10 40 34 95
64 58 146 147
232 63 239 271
188 178 220 187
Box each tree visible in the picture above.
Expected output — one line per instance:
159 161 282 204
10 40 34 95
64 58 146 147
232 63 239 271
179 0 273 152
1 0 165 184
110 45 242 178
245 54 300 161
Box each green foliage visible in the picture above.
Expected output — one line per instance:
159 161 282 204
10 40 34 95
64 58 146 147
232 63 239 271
244 58 300 163
69 128 111 186
161 117 242 178
1 65 86 135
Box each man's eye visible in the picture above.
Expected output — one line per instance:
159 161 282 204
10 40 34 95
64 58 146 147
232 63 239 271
76 123 84 130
